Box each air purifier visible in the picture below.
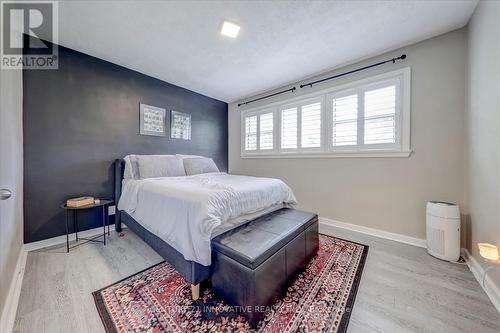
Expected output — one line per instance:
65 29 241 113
426 201 460 262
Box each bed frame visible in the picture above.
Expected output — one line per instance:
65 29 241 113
114 159 209 299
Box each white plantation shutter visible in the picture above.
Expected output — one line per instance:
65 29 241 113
364 85 396 145
259 112 273 150
281 107 297 149
244 115 257 151
332 94 358 146
301 102 321 148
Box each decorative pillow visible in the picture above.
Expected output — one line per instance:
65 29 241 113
183 157 220 175
136 155 186 179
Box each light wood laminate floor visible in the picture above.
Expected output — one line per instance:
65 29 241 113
14 225 500 333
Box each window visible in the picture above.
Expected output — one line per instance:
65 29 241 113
241 67 411 158
329 81 399 151
259 112 273 150
281 107 297 149
243 110 275 153
364 85 396 145
301 102 321 148
244 115 257 151
279 99 322 151
332 94 358 146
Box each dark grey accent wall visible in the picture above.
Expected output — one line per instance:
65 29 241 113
23 44 228 243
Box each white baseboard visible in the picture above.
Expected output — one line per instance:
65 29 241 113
318 217 499 314
24 226 110 252
462 249 500 314
319 217 427 248
0 246 27 333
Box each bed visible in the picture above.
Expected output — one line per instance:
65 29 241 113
113 157 296 297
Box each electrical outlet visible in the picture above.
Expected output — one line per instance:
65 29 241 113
108 205 116 215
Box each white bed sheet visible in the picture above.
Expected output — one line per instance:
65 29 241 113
118 172 296 266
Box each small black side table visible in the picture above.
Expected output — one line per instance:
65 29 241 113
61 199 113 253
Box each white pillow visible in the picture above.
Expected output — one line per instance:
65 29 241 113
136 155 186 179
124 154 178 179
123 155 134 179
176 154 203 159
183 157 220 175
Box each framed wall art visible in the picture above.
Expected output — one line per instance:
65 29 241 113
139 104 166 137
170 110 191 140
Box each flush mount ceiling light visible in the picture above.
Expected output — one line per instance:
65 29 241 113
220 20 240 38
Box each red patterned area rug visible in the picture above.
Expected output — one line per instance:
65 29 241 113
93 235 368 333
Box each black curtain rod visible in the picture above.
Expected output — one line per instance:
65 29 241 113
300 54 407 89
238 87 296 107
237 54 406 107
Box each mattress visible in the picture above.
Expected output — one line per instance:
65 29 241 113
118 172 296 265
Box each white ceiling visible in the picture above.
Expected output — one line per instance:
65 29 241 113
52 0 478 102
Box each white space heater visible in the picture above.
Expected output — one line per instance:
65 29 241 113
426 201 461 262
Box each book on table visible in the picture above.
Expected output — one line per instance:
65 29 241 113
67 196 95 208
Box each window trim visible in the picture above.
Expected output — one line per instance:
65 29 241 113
240 67 411 158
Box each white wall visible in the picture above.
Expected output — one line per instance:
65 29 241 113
229 29 467 241
466 0 500 296
0 27 24 330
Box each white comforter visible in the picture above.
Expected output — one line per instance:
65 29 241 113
118 172 296 265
